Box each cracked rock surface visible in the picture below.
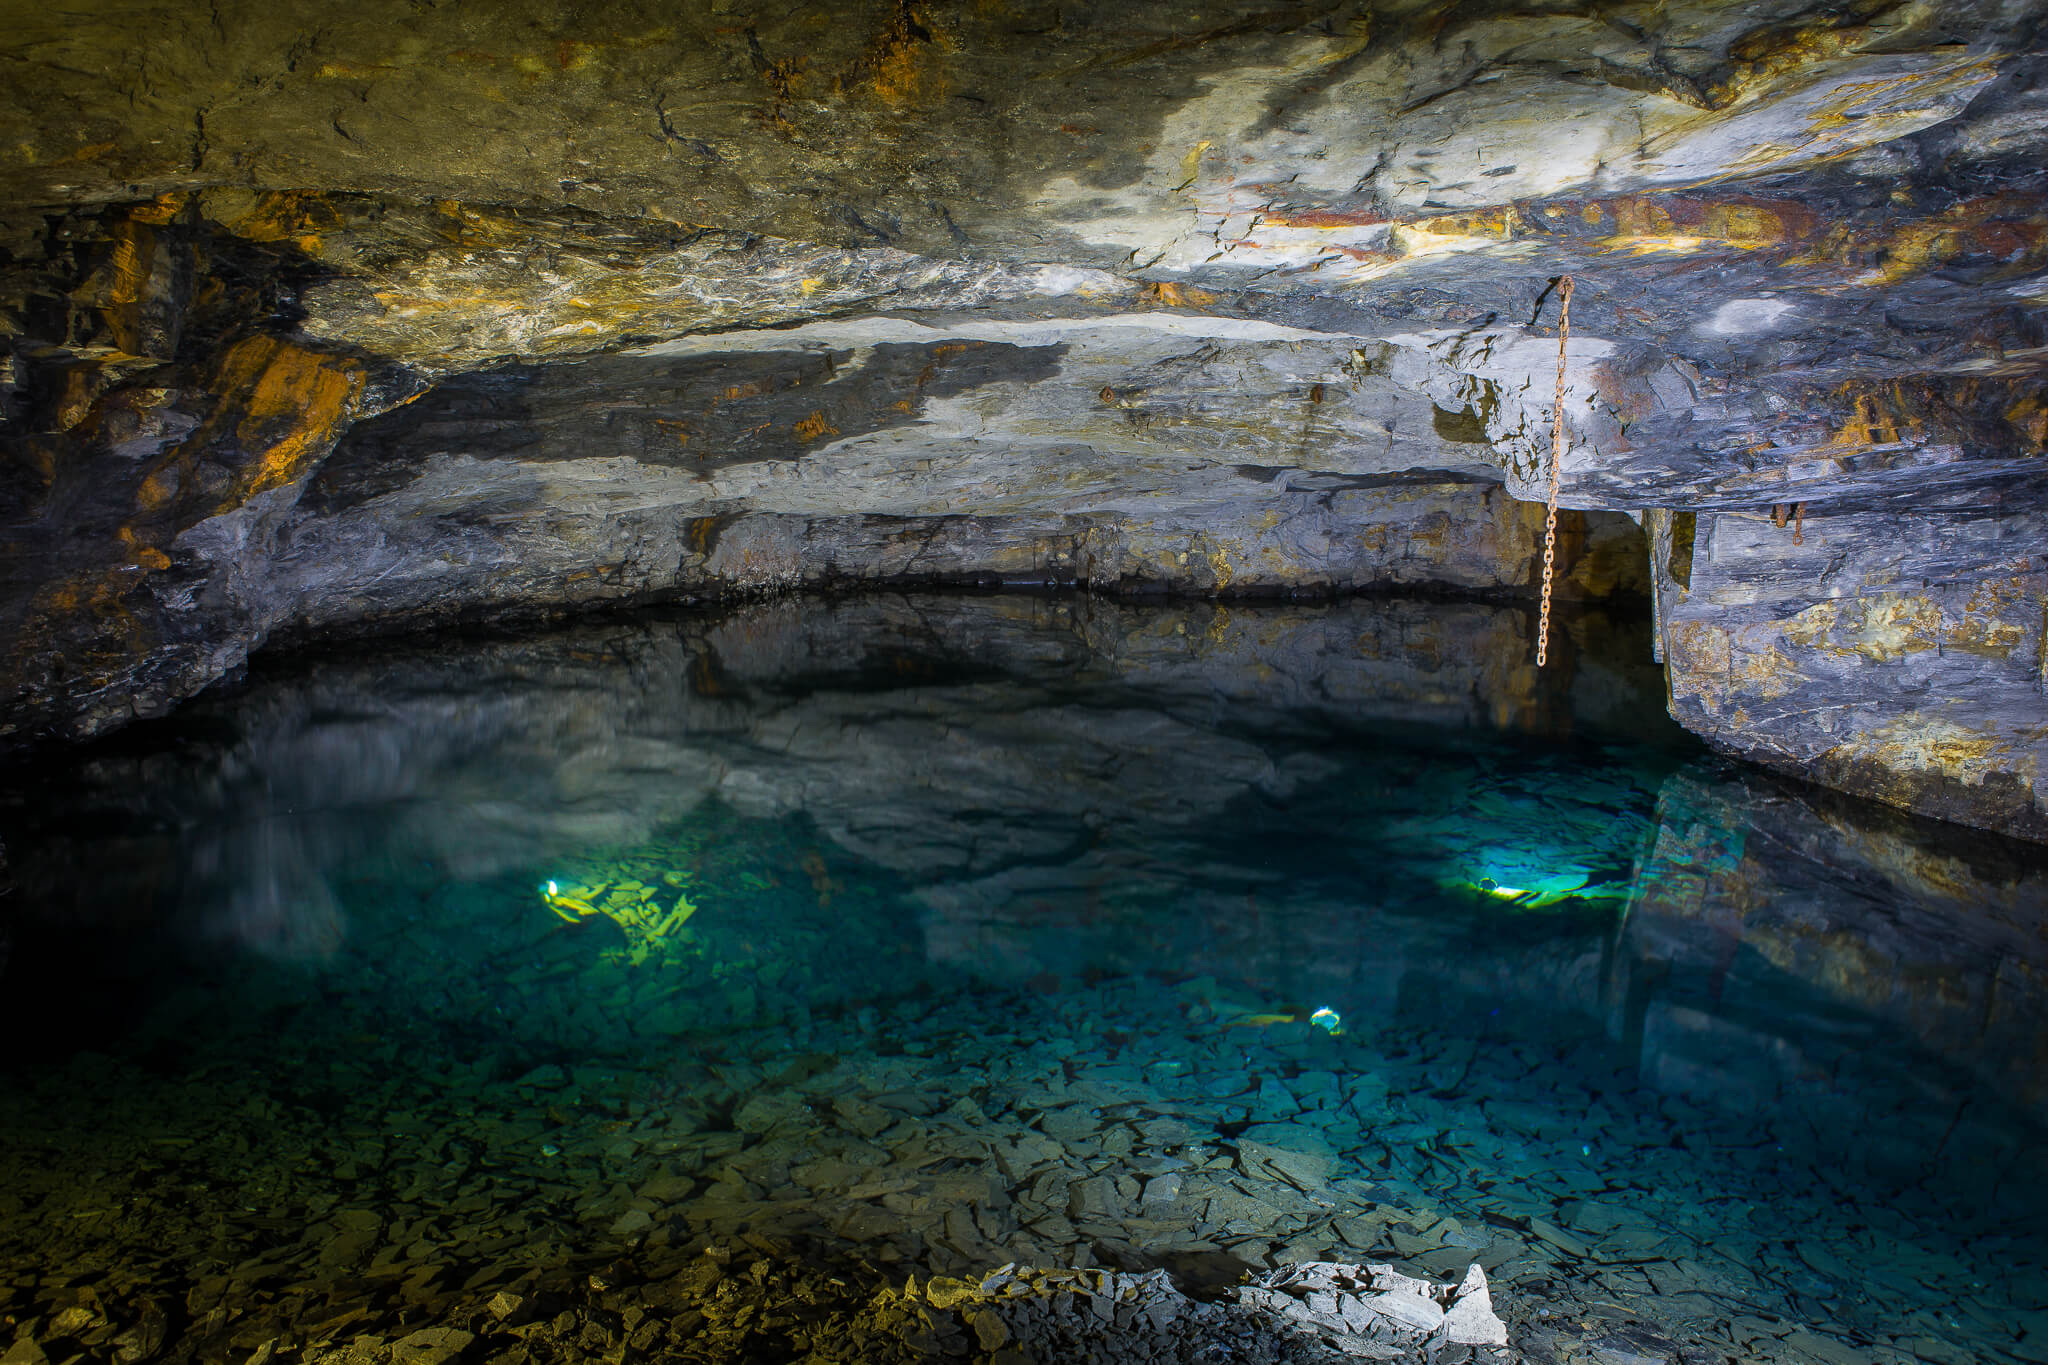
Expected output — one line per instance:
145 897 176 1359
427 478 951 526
2 0 2045 838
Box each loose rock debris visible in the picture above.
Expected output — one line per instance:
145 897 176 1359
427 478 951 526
0 799 2030 1365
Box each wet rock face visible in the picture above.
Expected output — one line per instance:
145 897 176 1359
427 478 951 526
1 1 2045 839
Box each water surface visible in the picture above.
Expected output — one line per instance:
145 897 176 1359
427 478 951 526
2 594 2044 1365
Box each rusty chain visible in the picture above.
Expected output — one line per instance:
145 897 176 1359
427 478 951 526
1536 276 1574 669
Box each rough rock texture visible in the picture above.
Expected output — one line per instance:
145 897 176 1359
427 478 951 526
1 0 2044 837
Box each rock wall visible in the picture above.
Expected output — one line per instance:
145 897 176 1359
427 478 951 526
1 0 2044 839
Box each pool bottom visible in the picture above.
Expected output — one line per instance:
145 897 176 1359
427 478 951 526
0 957 2027 1365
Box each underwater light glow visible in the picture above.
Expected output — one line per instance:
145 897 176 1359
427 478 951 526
1462 858 1595 907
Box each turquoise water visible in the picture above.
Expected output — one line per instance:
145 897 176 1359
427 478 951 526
1 595 2044 1364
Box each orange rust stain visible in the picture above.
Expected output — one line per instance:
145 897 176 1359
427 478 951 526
1825 385 1913 449
48 364 107 433
136 338 368 519
1143 281 1217 308
117 527 171 571
710 382 767 407
1780 192 2048 282
233 342 368 499
128 193 188 226
103 223 153 306
1266 207 1388 229
685 517 722 557
223 191 346 247
315 60 400 79
136 470 176 513
861 4 944 108
50 141 117 166
2006 393 2048 451
793 411 839 442
1406 207 1516 240
1593 194 1818 252
422 198 533 249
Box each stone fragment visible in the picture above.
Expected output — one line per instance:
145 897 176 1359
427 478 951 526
1783 1326 1871 1365
1530 1216 1592 1257
47 1307 98 1335
1443 1263 1510 1346
970 1307 1009 1350
1066 1176 1121 1221
388 1328 472 1365
1040 1107 1102 1142
1363 1288 1445 1333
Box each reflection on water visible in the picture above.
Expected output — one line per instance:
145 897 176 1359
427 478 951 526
1 594 2044 1364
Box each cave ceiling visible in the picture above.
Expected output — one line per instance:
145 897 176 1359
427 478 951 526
1 0 2045 839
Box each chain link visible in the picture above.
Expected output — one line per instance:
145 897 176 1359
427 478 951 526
1536 276 1574 669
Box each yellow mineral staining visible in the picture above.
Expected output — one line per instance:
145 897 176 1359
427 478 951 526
793 410 839 442
1781 191 2048 286
1680 49 2002 181
1594 194 1816 257
135 468 176 513
1388 207 1517 265
1142 281 1216 308
1832 393 1893 448
116 528 171 572
799 277 825 296
47 365 107 434
218 191 347 257
1666 621 1734 685
1782 594 1942 663
1718 639 1809 702
428 199 535 248
685 517 722 558
2007 392 2048 451
226 339 370 500
1206 545 1235 590
51 140 118 166
134 338 368 521
87 218 159 356
857 3 946 108
314 61 398 79
1944 577 2037 659
128 193 188 227
1837 718 2009 782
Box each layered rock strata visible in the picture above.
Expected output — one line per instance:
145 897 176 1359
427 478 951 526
1 0 2043 837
